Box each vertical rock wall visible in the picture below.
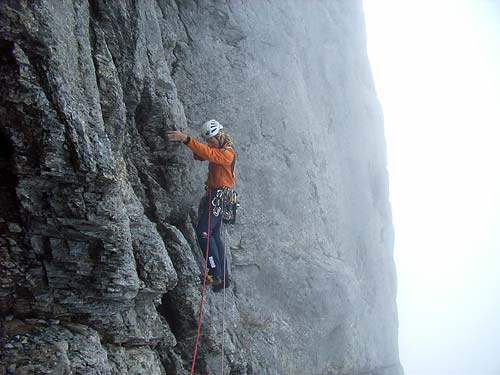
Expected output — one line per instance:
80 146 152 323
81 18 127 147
0 1 402 374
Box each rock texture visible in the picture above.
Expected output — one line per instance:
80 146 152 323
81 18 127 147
0 1 402 374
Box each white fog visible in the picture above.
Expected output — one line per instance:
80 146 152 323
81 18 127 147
363 0 500 374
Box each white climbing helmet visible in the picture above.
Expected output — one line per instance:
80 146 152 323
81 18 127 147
201 119 223 140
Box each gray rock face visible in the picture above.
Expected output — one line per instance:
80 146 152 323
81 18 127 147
0 1 402 374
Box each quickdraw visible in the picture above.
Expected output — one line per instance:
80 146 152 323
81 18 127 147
211 190 223 217
211 187 240 224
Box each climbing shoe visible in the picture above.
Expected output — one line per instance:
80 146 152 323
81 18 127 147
212 278 230 293
199 274 215 285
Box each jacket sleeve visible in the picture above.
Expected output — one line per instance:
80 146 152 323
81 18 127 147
186 137 234 165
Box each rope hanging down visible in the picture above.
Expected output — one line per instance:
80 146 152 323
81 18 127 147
189 191 212 375
221 220 227 374
189 189 229 375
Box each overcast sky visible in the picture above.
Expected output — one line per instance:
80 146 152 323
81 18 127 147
362 1 500 374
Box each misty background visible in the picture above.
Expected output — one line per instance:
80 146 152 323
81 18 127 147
363 0 500 374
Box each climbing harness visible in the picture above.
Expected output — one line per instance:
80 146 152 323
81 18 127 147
207 145 238 223
211 187 240 224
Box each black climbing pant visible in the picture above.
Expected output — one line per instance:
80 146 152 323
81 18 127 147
196 191 228 281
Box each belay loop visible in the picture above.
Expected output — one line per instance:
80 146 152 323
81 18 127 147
211 187 240 224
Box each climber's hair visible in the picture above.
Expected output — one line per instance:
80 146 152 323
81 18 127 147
216 131 233 147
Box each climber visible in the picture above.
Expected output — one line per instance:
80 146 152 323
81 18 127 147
165 120 236 292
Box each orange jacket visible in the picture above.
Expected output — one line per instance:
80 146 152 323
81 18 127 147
185 137 236 189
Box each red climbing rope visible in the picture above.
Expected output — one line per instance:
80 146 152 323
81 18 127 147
189 190 212 375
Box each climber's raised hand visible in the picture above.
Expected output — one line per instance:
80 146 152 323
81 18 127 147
165 129 188 143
